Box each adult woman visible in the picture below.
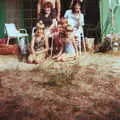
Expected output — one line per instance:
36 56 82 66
64 1 84 44
28 22 49 64
37 0 61 21
69 0 86 14
39 1 57 37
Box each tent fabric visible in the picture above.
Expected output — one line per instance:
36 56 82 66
100 0 120 41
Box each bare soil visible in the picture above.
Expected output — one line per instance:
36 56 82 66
0 53 120 120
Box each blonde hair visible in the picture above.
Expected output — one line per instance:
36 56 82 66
36 21 45 29
35 21 45 36
65 25 73 32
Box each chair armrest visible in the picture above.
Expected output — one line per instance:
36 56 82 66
19 28 28 34
32 27 36 36
4 28 7 35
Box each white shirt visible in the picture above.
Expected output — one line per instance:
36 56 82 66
64 9 84 29
64 9 84 40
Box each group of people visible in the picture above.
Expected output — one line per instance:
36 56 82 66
27 0 85 63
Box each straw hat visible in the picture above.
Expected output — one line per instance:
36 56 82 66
36 21 45 29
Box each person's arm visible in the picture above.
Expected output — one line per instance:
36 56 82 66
30 36 36 54
69 0 73 8
37 0 41 20
64 10 69 18
81 14 84 26
48 18 57 30
56 0 61 21
78 13 84 29
44 36 49 53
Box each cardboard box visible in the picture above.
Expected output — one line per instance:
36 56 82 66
85 38 95 51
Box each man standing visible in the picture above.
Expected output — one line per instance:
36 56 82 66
37 0 61 21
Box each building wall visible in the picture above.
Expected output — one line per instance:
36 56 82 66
23 0 37 33
0 0 6 38
0 0 24 38
6 0 21 26
0 0 36 38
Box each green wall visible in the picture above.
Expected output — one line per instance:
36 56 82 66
0 0 6 38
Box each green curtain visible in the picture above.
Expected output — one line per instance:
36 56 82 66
99 0 110 41
0 0 6 38
114 4 120 34
100 0 120 41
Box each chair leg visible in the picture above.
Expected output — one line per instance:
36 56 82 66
7 37 10 45
50 36 54 57
79 41 82 55
83 39 86 53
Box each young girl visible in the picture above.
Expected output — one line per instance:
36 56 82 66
64 1 84 48
56 25 79 62
28 21 49 64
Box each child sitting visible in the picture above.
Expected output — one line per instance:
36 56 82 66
55 25 79 62
28 21 49 64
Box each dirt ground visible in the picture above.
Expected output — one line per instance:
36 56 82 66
0 53 120 120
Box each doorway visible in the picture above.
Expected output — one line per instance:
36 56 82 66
23 0 37 33
84 0 100 43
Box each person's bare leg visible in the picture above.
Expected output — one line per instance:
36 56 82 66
56 53 75 62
